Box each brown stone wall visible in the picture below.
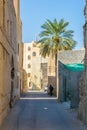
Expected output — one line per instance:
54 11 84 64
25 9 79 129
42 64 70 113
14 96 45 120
19 42 24 94
78 1 87 125
48 76 56 95
0 0 21 125
0 41 11 125
41 63 48 89
47 55 55 76
58 50 85 64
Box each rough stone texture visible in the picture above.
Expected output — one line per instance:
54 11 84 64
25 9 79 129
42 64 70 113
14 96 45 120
78 1 87 125
47 55 55 76
0 0 22 126
22 69 28 92
41 63 48 89
13 0 23 97
58 50 85 64
48 76 56 95
58 50 85 104
70 71 82 108
58 61 83 108
48 50 85 96
58 50 85 101
47 55 56 95
19 42 24 94
58 61 69 102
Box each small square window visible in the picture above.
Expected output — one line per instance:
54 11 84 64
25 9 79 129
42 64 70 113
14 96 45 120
28 47 31 51
28 64 31 68
28 55 31 60
32 52 36 56
28 73 31 77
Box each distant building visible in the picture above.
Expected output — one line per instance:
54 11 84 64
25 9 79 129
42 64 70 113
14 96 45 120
23 41 48 91
23 42 32 91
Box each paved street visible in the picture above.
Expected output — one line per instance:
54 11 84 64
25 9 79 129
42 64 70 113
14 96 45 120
0 91 87 130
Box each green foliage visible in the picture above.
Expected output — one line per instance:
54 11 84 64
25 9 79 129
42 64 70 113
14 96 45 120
37 18 77 57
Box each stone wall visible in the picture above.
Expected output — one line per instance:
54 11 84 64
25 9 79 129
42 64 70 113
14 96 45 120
78 1 87 125
0 0 21 125
78 72 87 123
70 71 82 108
0 43 11 125
19 42 24 94
48 76 56 95
58 50 85 64
47 55 56 95
47 50 85 97
58 61 69 102
58 61 83 108
41 63 48 89
13 0 23 97
58 49 85 108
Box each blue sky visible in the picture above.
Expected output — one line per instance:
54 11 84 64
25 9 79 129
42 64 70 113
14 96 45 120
20 0 85 50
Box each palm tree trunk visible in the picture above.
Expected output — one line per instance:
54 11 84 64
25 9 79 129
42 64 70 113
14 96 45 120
55 53 58 98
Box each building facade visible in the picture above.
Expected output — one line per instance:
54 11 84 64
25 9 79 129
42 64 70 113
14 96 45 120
0 0 22 125
78 0 87 124
23 42 32 91
13 0 23 95
23 41 48 91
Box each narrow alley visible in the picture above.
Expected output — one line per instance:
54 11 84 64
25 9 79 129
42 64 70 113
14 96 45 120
0 92 87 130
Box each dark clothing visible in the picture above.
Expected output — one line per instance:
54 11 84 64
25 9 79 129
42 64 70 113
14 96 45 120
49 85 53 96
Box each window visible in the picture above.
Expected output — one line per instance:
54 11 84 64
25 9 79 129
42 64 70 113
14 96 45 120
28 64 31 68
32 52 36 56
28 55 31 60
28 73 31 77
28 46 31 51
29 82 31 87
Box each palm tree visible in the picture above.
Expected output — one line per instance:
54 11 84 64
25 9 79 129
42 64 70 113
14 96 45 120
37 18 77 97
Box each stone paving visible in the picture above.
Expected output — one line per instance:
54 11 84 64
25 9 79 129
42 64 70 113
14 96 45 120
0 91 87 130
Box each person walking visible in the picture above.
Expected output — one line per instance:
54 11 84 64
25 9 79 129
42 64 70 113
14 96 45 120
49 84 53 96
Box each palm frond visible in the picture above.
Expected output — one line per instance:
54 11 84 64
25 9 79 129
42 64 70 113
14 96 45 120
38 18 77 57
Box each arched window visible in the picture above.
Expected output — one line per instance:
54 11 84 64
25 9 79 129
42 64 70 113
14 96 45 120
28 46 31 51
28 73 31 77
32 52 36 56
29 82 31 87
28 55 31 60
28 64 31 68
